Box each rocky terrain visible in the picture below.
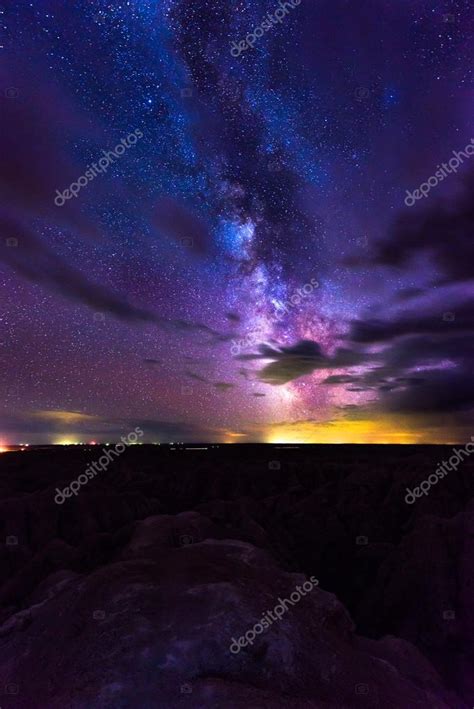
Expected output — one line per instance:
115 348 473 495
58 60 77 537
0 444 472 708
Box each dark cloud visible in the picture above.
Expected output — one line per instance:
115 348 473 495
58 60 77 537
383 333 474 370
348 299 474 344
323 367 402 393
376 332 474 415
378 365 474 415
343 172 474 438
334 325 473 413
213 382 235 391
321 374 358 385
183 373 236 391
371 170 474 284
327 239 474 417
236 340 372 385
395 377 425 385
226 312 241 323
0 214 158 322
395 288 426 302
0 214 231 342
0 59 231 346
335 329 474 418
185 371 208 382
243 341 326 385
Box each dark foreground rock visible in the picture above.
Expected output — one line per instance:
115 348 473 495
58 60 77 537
0 445 473 707
0 513 465 708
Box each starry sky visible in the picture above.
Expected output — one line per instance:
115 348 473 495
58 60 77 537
1 0 473 445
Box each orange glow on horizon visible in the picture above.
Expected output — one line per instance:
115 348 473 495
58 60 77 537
34 410 100 424
262 415 457 445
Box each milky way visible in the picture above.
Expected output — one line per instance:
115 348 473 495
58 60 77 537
1 0 473 444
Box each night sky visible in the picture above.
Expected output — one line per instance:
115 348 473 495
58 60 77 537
1 0 473 445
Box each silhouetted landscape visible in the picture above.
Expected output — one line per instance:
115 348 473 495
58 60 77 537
1 445 473 707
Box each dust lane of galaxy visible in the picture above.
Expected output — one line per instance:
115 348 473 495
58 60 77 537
1 0 473 444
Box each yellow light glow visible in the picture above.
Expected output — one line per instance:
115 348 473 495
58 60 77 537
263 415 448 444
219 430 248 443
33 410 101 424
